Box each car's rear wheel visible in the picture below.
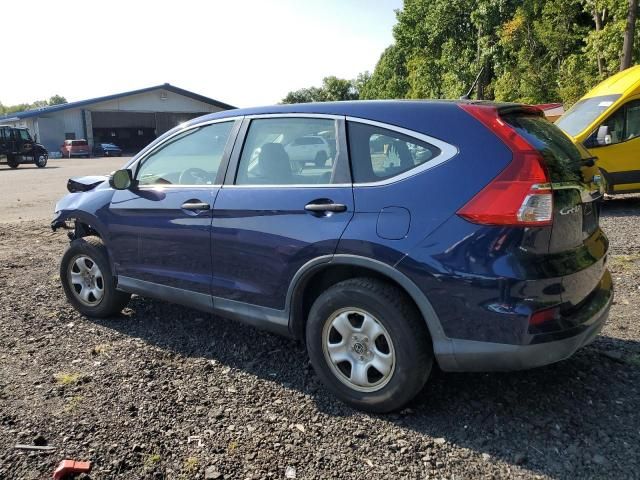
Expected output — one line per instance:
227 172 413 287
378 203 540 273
306 277 433 413
7 155 18 169
60 236 131 317
314 151 328 167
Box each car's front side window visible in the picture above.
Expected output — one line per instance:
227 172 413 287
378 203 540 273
235 118 338 185
347 122 442 183
136 121 234 186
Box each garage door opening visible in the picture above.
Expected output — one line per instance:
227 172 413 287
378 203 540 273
93 127 156 153
90 111 210 155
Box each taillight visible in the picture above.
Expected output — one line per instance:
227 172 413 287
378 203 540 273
457 104 553 226
529 306 560 327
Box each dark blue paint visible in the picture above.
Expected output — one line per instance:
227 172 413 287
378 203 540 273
210 186 354 309
52 100 611 352
376 207 411 240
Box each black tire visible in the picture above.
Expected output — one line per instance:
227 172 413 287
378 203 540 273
306 277 433 413
60 236 131 317
314 150 328 167
35 153 47 168
7 155 19 169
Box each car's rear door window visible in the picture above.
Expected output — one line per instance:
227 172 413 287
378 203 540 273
235 118 339 185
347 121 442 183
136 121 234 186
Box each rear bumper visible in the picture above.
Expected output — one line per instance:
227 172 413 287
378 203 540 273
436 283 612 372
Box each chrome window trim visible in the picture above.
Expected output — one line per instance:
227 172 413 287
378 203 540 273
222 183 352 189
345 116 459 187
243 113 344 120
136 184 221 189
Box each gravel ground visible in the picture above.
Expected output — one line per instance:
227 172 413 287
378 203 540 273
1 196 639 479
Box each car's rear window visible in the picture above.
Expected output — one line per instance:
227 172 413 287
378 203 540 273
503 114 585 184
347 122 441 183
72 140 88 146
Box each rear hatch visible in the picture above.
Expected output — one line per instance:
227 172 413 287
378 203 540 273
72 140 89 153
500 108 610 320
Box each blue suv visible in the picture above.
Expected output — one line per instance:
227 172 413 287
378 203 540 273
52 101 613 412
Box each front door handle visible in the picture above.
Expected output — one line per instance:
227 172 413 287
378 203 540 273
305 202 347 213
181 201 210 211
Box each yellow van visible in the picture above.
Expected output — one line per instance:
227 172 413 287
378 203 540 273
556 65 640 194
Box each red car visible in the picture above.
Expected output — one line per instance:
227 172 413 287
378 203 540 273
60 139 90 158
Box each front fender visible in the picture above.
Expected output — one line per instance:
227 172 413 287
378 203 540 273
51 187 115 242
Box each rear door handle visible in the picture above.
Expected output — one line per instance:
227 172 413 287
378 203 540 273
181 201 210 211
305 202 347 213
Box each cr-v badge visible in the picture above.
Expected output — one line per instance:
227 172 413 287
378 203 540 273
560 205 581 215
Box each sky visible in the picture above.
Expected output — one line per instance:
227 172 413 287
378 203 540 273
0 0 401 108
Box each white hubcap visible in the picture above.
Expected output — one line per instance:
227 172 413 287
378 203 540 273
322 308 395 392
68 255 104 306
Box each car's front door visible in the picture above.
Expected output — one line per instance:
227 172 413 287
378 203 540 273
211 115 354 311
107 119 240 295
589 98 640 192
17 129 34 157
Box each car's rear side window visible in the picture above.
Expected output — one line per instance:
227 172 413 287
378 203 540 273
347 122 441 183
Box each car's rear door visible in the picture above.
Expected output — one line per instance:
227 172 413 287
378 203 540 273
210 115 354 314
107 119 241 296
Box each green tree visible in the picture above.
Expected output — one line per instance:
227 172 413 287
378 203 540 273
281 76 360 103
360 0 640 106
0 94 68 115
48 94 68 105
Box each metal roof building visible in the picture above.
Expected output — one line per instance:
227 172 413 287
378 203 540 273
0 84 235 154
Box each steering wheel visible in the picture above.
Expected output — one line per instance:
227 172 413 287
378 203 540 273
178 168 211 185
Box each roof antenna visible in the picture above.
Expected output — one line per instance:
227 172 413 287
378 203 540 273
460 66 485 100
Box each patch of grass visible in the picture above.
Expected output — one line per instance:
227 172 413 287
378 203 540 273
144 453 161 469
183 457 199 475
54 372 82 385
227 441 238 453
90 343 111 356
609 254 640 271
64 395 84 412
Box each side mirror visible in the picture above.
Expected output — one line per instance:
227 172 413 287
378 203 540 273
109 169 133 190
596 125 611 146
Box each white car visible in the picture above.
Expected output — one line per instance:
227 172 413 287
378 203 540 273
285 135 331 169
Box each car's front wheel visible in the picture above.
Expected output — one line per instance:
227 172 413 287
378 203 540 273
60 236 131 317
306 277 433 413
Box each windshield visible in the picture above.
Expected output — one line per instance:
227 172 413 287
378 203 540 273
556 94 621 137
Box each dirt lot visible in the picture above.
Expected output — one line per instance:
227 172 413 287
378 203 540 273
0 189 639 478
0 157 130 223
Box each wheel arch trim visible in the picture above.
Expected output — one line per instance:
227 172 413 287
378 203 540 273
286 254 454 363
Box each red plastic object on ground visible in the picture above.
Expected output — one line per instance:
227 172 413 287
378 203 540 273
53 460 92 479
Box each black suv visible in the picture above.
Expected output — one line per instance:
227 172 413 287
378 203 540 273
0 125 48 168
